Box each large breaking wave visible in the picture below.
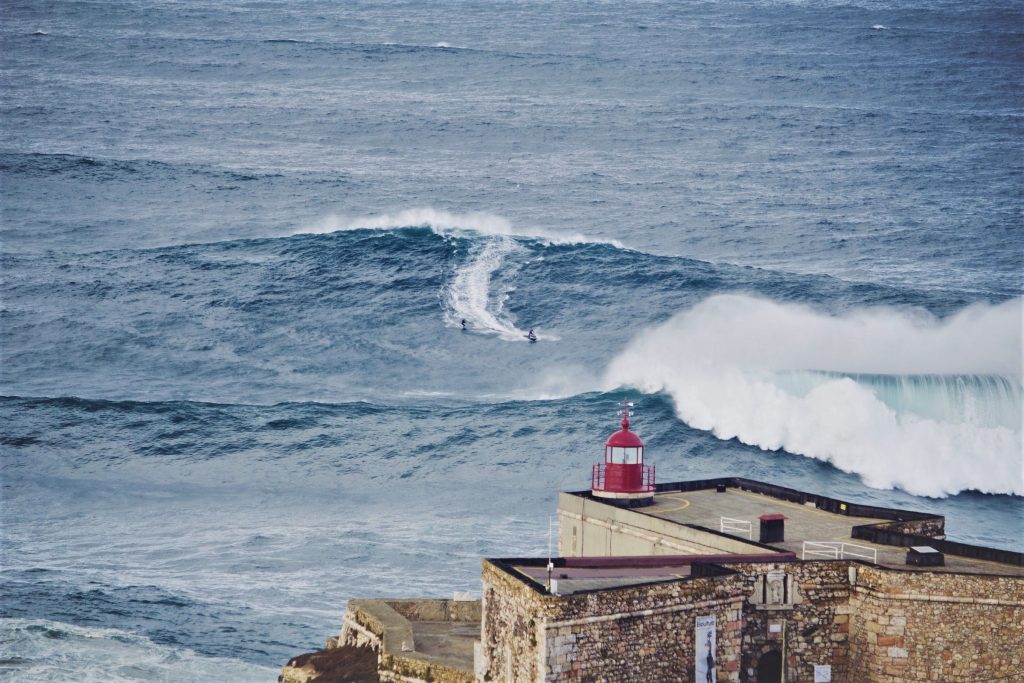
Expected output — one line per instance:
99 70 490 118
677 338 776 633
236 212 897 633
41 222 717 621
301 208 623 247
605 295 1023 497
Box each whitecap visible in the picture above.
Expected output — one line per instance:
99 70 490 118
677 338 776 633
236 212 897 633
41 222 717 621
604 294 1023 498
301 208 624 248
0 618 277 683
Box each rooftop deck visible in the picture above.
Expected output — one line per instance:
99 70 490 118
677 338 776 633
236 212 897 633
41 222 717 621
530 480 1022 593
633 487 1023 577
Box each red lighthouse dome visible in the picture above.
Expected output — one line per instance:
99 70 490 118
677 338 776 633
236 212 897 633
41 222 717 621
591 403 655 506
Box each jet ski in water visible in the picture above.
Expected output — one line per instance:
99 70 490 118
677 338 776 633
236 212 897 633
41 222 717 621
525 328 537 343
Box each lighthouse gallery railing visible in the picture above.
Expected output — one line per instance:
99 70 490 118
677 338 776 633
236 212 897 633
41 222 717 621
592 462 655 493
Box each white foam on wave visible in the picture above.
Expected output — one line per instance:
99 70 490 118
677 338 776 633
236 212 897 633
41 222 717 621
0 618 276 683
872 24 889 30
304 208 624 248
604 294 1023 497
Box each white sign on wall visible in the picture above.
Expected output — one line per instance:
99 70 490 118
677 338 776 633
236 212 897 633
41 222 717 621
814 664 833 682
695 615 717 683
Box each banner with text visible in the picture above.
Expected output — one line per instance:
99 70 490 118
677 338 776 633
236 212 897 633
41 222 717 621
695 615 717 683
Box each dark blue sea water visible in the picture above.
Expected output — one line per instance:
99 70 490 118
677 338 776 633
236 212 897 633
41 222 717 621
2 1 1022 680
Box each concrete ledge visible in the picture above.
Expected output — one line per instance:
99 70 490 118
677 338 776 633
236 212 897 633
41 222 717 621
343 600 417 654
337 599 479 683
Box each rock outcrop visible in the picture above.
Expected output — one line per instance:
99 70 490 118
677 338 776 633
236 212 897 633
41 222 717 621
279 643 379 683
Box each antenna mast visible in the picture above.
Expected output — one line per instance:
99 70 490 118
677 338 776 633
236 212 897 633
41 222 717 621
546 515 554 591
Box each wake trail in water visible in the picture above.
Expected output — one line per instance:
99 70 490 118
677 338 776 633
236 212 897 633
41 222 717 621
604 294 1023 497
444 236 528 341
307 208 575 342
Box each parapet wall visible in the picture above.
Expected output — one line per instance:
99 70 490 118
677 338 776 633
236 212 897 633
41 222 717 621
557 491 773 558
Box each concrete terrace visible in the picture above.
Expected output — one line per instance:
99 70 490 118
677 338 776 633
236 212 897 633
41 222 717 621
508 481 1022 596
339 599 479 681
634 486 1024 577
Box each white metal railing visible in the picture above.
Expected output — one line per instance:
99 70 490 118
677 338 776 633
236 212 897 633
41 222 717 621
803 541 841 560
839 542 878 564
802 541 877 564
720 517 753 540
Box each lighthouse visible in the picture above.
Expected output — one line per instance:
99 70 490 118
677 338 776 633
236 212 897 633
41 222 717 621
591 402 655 506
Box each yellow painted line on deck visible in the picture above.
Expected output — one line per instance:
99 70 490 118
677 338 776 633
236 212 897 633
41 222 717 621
655 495 691 514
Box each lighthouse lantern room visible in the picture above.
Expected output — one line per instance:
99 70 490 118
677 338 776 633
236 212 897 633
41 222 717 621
591 402 655 506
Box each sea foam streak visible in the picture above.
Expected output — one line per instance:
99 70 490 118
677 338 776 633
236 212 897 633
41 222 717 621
0 618 277 683
605 295 1023 497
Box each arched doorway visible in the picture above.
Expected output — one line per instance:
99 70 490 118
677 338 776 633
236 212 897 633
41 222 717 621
756 650 782 683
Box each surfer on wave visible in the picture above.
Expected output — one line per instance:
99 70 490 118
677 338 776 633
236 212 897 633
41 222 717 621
526 328 537 342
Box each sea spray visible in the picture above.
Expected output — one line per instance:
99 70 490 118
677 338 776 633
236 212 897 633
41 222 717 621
604 295 1023 497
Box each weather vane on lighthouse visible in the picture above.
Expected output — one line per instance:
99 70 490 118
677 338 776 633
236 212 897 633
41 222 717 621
591 400 655 507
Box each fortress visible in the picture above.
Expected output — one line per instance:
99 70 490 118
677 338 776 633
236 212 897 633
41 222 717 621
281 412 1024 683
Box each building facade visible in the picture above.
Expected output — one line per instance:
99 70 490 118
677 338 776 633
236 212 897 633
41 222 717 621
476 478 1024 683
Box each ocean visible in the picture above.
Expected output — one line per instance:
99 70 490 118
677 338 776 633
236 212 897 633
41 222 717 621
1 0 1021 680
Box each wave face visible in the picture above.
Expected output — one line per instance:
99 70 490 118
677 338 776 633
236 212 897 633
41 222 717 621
3 222 994 405
605 295 1023 497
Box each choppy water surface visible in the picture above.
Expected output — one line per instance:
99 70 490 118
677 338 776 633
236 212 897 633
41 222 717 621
2 0 1022 679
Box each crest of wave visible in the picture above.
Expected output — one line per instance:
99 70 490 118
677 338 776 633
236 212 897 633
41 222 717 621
604 294 1023 497
304 208 624 247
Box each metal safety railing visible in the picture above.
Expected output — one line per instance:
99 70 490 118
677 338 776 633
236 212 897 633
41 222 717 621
802 541 877 564
719 517 753 539
591 463 656 492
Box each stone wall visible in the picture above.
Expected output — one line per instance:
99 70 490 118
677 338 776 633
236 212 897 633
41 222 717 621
481 559 1024 683
481 560 748 682
480 560 547 683
848 566 1024 683
880 517 945 538
730 561 852 683
541 582 745 683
